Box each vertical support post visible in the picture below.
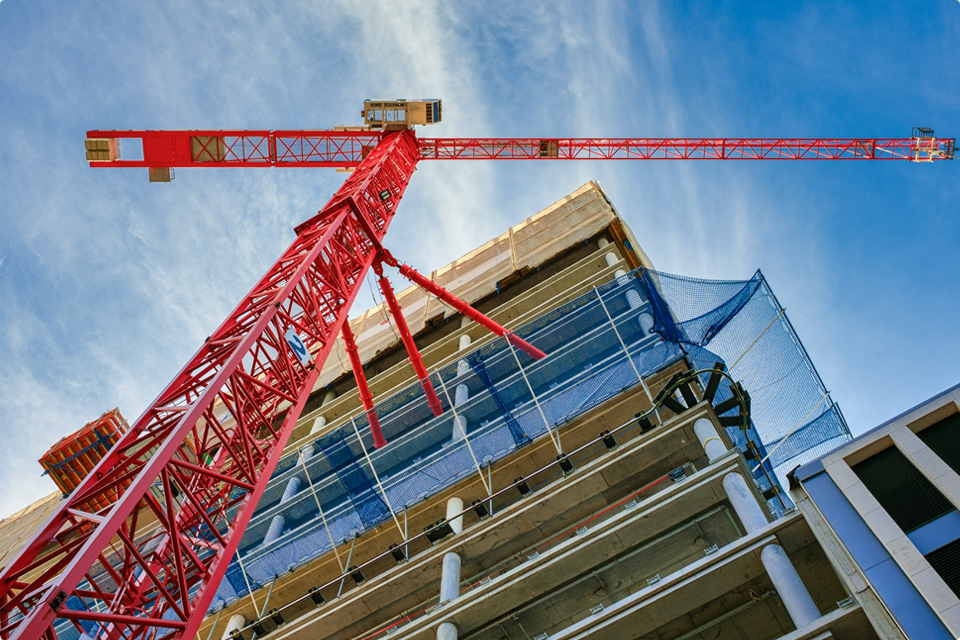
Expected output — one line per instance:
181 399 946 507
337 535 358 599
436 368 489 493
506 339 560 454
234 552 260 618
374 261 444 417
298 448 344 572
341 322 387 448
205 606 223 640
262 476 302 545
350 419 404 538
595 283 660 422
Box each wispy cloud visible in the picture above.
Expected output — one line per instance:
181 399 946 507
0 0 958 517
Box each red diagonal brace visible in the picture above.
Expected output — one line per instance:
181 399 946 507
341 321 387 448
379 250 547 360
373 261 444 417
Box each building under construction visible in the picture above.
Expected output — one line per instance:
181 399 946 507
1 181 899 639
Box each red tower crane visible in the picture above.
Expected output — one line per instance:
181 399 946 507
1 99 953 640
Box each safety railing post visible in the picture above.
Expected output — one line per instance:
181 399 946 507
436 367 492 496
594 285 659 418
506 337 560 454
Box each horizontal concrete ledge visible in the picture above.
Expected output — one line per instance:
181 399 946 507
270 404 718 640
775 602 863 640
552 532 781 640
405 455 786 640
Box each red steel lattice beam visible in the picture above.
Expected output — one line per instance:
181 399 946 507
86 130 954 169
0 131 420 640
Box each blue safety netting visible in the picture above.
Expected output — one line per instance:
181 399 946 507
190 266 849 611
639 270 850 495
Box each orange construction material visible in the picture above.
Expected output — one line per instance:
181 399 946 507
38 408 129 513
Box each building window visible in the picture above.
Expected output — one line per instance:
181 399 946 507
917 412 960 475
852 446 954 534
925 538 960 598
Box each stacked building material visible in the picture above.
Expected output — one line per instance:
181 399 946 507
38 408 129 512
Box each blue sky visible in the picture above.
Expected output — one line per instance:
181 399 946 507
0 1 957 517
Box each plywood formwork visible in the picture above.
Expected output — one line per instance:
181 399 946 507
0 492 61 571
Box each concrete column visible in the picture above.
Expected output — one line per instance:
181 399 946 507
598 238 610 249
222 614 246 640
309 391 337 435
437 622 458 640
301 443 316 461
453 359 470 441
263 476 303 545
761 543 820 627
722 472 768 533
604 252 619 267
694 418 727 461
722 472 820 628
458 334 472 351
446 497 464 535
439 552 461 604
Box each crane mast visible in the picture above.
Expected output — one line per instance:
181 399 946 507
2 99 954 640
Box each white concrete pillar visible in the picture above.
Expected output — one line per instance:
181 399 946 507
309 391 337 436
604 252 619 267
263 476 303 545
439 552 462 604
722 472 819 628
310 416 328 435
626 290 642 310
281 476 301 502
458 334 472 351
722 472 769 533
453 359 470 441
598 238 610 249
639 312 654 335
222 614 246 640
437 622 458 640
446 497 464 535
694 418 727 461
761 543 820 627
